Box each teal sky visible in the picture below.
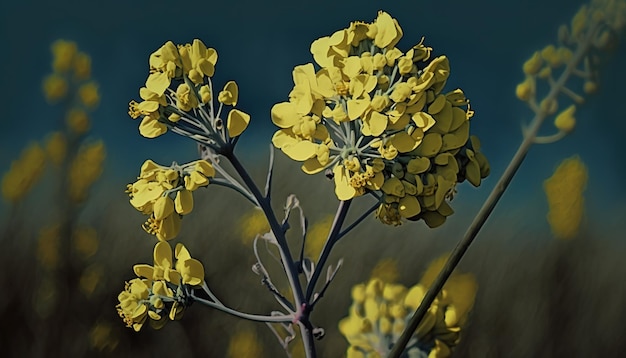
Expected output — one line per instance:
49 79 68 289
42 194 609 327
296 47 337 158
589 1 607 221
1 0 624 237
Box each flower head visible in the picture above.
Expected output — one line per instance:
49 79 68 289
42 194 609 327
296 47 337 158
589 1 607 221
129 39 251 147
271 12 489 228
118 241 206 331
127 159 215 241
339 260 477 357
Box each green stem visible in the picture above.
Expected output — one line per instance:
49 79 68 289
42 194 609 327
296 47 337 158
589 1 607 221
388 20 597 358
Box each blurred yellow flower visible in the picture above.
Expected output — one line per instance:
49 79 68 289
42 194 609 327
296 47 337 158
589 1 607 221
73 51 91 80
66 108 91 134
68 140 106 202
370 258 399 283
339 258 477 357
1 142 46 203
80 264 103 297
305 215 334 259
554 105 576 133
45 131 67 166
90 322 119 352
227 327 264 358
544 156 588 239
238 208 270 244
79 81 100 108
51 39 77 73
42 74 68 102
73 226 99 259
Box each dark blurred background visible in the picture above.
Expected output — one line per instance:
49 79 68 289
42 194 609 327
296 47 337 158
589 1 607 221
1 0 625 356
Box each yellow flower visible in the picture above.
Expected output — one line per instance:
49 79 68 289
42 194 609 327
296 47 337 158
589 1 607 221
179 39 218 83
66 109 91 134
218 80 238 106
238 208 270 244
51 39 77 73
146 41 181 95
1 143 46 203
544 156 588 239
340 259 477 357
116 279 150 331
73 51 91 80
174 243 205 286
134 241 182 285
175 83 198 112
45 131 67 166
272 11 488 228
68 141 106 202
554 105 576 132
42 74 68 102
79 81 100 108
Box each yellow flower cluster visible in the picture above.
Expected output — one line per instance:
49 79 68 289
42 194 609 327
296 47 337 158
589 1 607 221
516 0 626 132
117 241 205 331
128 39 251 143
544 156 588 239
1 143 46 203
68 141 106 202
126 159 215 241
339 272 476 358
271 11 489 228
43 40 100 113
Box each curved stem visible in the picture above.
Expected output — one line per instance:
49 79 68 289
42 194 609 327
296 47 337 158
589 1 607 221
388 20 597 358
209 178 257 205
305 200 351 302
191 294 292 323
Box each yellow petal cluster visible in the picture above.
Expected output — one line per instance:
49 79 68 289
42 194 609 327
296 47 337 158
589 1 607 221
127 159 215 241
1 143 46 203
43 40 100 106
271 12 489 228
544 156 588 239
129 39 251 140
339 262 477 357
68 141 106 202
118 241 205 331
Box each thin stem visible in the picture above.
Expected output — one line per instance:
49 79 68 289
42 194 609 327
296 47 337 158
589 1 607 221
191 294 292 323
305 200 351 302
337 200 380 240
209 178 257 205
225 150 316 357
388 21 597 358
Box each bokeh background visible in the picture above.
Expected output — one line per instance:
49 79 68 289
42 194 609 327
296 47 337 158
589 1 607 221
1 0 625 356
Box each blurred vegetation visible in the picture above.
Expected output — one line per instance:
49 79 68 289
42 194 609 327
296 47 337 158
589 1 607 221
1 149 625 356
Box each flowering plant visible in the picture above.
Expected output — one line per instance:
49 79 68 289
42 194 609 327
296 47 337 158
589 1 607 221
115 1 625 356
